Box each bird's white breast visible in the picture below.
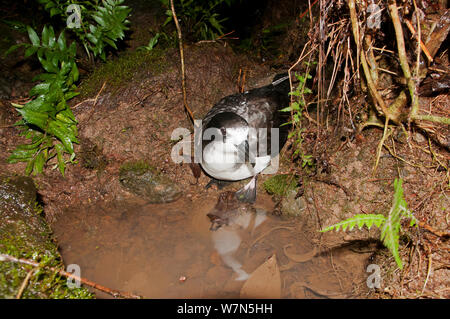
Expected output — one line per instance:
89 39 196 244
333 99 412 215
202 140 271 181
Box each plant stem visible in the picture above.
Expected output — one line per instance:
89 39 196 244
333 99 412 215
170 0 195 125
388 2 419 119
348 0 392 121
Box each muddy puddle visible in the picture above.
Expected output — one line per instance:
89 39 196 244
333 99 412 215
53 193 372 299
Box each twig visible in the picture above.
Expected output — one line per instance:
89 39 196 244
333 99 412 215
196 30 238 44
348 0 360 79
0 253 141 299
237 68 247 93
388 2 420 123
93 81 106 108
420 246 432 296
373 117 392 174
383 143 428 169
72 98 96 109
299 0 318 20
78 81 107 128
170 0 195 125
404 19 433 63
348 0 392 121
417 221 450 238
16 268 36 299
377 67 398 76
73 81 106 110
371 46 395 54
288 42 314 103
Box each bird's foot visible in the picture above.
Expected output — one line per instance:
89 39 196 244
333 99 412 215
235 175 257 203
205 178 233 190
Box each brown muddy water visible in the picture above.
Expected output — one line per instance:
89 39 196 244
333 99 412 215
53 193 372 298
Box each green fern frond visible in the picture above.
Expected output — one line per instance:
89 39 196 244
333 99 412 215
320 214 386 233
380 178 408 269
320 178 414 270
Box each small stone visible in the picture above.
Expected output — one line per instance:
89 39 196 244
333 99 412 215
281 190 306 217
413 132 426 143
118 161 182 203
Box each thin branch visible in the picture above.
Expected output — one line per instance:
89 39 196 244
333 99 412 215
170 0 195 125
16 268 36 299
405 19 433 63
0 253 141 299
348 0 394 123
388 2 420 121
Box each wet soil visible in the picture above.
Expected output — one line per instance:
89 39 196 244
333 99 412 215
0 0 448 299
52 193 371 298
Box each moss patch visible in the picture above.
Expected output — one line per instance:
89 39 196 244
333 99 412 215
0 175 93 299
79 48 170 98
263 174 299 196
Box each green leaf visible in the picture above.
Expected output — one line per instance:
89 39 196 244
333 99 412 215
34 151 46 175
8 148 38 161
29 83 50 96
17 108 49 129
15 136 44 150
27 26 40 46
55 143 66 177
44 1 54 10
5 43 27 57
103 37 117 49
379 178 407 269
321 178 410 270
64 91 80 101
48 120 74 154
321 214 386 233
24 45 38 58
163 14 172 26
25 158 35 175
50 7 61 17
38 55 59 73
57 30 67 51
56 111 76 124
42 25 50 46
93 14 106 27
209 16 223 34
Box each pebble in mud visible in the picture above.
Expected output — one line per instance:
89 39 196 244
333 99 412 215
118 161 182 203
280 189 307 217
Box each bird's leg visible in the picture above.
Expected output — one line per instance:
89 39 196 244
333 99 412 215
205 178 233 190
235 175 258 203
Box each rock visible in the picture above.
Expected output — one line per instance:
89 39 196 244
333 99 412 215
119 161 182 203
0 175 37 210
281 189 306 217
79 137 108 170
413 132 426 143
0 175 93 298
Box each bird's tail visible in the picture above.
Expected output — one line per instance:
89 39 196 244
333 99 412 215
271 72 290 99
272 72 289 85
272 72 291 147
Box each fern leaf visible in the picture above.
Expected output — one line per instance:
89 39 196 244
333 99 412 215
321 214 386 233
380 217 402 269
380 178 406 269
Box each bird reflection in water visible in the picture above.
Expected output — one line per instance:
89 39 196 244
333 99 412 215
207 192 267 281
